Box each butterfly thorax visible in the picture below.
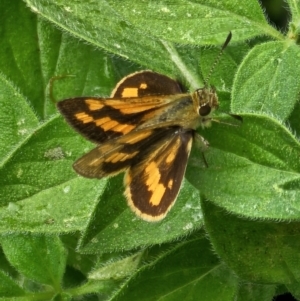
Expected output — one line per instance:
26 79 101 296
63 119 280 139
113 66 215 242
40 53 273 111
191 87 219 128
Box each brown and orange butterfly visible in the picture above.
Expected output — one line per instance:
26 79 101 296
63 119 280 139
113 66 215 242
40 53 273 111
57 32 232 221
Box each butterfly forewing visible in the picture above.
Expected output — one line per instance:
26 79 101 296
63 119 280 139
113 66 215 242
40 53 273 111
111 70 182 98
57 97 159 144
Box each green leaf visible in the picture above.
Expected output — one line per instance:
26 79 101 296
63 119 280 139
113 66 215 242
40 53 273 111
287 0 300 25
26 0 282 47
0 234 67 288
288 98 300 137
105 0 279 43
0 74 39 161
61 234 96 277
202 200 300 284
0 109 109 233
231 41 300 121
0 270 25 297
0 1 46 120
0 1 117 120
24 0 283 86
235 283 277 301
286 282 300 300
52 293 72 301
24 0 183 77
187 114 300 220
79 176 202 253
112 233 239 301
89 251 143 280
0 0 118 234
0 1 298 300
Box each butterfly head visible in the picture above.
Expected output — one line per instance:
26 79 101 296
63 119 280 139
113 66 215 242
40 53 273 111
192 87 219 128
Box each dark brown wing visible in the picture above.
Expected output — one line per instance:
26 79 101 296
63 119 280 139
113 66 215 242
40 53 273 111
111 70 182 98
57 96 182 144
72 126 188 178
57 71 181 144
57 71 183 144
74 125 193 221
124 128 193 221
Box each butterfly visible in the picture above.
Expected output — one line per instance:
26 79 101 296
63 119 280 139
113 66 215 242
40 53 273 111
57 32 232 221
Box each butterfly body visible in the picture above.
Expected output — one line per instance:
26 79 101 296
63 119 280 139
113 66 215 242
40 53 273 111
57 71 218 221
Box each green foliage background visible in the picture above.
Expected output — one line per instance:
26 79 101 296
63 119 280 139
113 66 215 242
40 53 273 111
0 0 300 300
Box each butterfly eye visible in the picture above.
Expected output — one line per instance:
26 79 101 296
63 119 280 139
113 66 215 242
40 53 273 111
199 104 211 116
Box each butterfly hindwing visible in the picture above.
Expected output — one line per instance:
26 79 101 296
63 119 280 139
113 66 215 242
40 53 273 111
72 128 157 178
73 126 188 178
124 128 194 221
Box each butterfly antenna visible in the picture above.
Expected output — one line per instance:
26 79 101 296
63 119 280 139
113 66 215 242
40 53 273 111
203 31 232 87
